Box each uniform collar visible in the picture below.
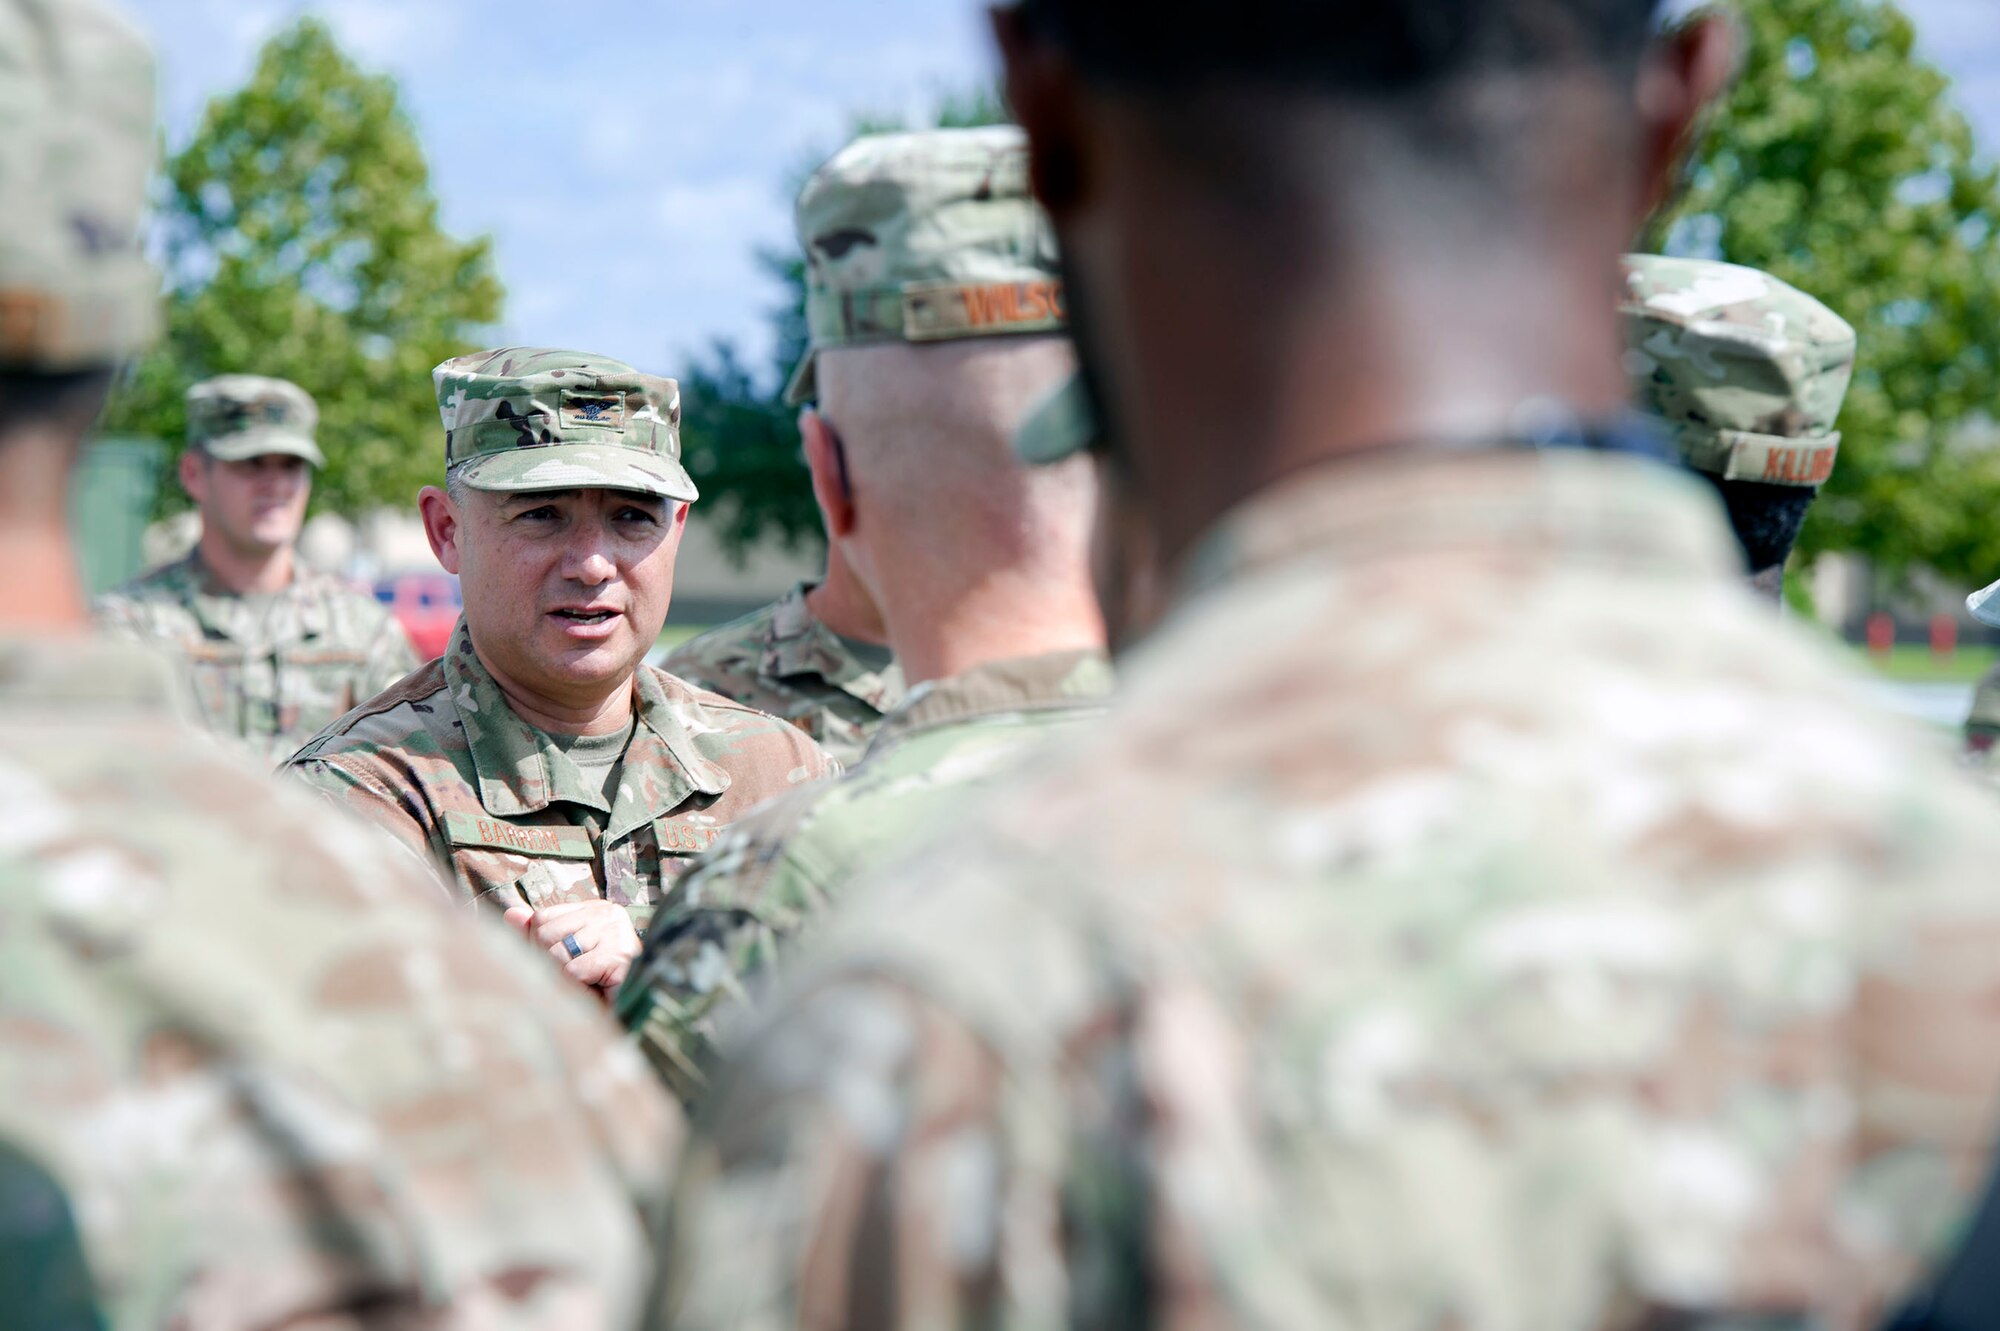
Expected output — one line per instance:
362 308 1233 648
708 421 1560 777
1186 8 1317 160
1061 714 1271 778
442 619 730 836
865 648 1114 761
762 581 903 712
1175 449 1740 609
172 549 333 643
0 633 179 712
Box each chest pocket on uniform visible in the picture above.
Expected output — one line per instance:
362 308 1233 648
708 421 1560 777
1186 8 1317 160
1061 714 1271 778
441 811 601 911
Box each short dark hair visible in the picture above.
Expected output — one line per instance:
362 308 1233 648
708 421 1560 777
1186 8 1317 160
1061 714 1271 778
0 367 115 432
1016 0 1663 92
1696 474 1819 576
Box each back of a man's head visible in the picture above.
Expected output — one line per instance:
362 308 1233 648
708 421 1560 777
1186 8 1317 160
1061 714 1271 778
1017 0 1660 93
819 334 1093 585
995 0 1731 571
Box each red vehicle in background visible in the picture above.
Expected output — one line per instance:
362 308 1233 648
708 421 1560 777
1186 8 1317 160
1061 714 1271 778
375 571 461 663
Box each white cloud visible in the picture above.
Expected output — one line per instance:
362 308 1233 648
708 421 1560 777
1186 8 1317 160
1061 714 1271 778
320 0 469 68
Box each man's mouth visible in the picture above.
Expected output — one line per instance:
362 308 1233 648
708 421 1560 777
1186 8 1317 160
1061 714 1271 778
552 608 620 624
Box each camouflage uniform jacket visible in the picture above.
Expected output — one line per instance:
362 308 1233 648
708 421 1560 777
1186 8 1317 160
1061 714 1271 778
0 633 680 1330
285 620 837 932
94 550 419 764
658 450 2000 1331
618 646 1113 1099
660 581 904 766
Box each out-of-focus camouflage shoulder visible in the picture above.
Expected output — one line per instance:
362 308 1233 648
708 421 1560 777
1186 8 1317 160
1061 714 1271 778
89 555 200 634
288 655 450 757
649 664 839 783
659 601 782 692
1 650 680 1324
293 562 407 642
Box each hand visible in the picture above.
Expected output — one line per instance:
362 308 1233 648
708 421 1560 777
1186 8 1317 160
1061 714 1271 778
503 899 642 998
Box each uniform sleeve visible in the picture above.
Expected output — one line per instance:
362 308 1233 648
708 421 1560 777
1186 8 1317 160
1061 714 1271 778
89 591 145 640
617 798 834 1103
651 975 1019 1331
282 751 451 896
1821 853 2000 1329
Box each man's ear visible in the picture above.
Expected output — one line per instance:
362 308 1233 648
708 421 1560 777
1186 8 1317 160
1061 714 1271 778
800 409 857 541
417 486 461 575
992 4 1089 218
177 449 205 504
1634 11 1744 226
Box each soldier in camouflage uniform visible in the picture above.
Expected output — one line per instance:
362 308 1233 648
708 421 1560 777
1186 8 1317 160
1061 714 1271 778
619 127 1108 1100
661 576 902 766
95 374 419 764
285 348 836 1000
653 5 2000 1330
0 5 680 1325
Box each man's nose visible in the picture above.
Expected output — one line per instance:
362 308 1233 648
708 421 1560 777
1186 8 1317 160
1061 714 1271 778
563 530 617 585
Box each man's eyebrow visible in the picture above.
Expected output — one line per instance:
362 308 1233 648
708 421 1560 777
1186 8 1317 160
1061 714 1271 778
497 489 583 507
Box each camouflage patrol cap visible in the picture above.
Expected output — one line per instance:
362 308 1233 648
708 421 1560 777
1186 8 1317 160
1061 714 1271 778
0 0 161 368
186 375 325 466
785 125 1065 405
434 347 696 500
1622 254 1855 488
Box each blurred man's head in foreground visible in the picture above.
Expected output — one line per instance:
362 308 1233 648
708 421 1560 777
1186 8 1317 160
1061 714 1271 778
994 0 1740 564
0 0 159 627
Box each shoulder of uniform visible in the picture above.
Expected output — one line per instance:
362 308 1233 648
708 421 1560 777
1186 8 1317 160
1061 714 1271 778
660 606 777 670
654 665 812 734
288 657 451 760
97 557 194 606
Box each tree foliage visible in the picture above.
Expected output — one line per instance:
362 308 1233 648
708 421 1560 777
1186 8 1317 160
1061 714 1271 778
103 18 501 518
1647 0 2000 592
680 87 1010 561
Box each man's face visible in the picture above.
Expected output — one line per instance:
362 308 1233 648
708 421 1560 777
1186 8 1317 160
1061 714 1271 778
184 452 312 556
440 486 687 702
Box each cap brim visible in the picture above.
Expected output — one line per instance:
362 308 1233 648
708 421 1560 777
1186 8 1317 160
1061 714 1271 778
1970 579 2000 629
783 348 818 406
455 444 700 502
1014 373 1099 465
199 428 326 468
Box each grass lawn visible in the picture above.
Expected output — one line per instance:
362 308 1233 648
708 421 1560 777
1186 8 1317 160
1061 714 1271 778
1853 644 1998 684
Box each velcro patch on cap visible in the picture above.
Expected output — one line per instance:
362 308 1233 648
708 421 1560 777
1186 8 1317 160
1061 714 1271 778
442 811 597 860
559 390 626 431
903 279 1066 342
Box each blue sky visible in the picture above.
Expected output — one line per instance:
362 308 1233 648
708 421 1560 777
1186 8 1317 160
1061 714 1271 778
123 1 2000 388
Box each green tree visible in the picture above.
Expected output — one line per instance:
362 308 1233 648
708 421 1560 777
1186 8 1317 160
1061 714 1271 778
1647 0 2000 599
103 18 501 518
681 87 1010 561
